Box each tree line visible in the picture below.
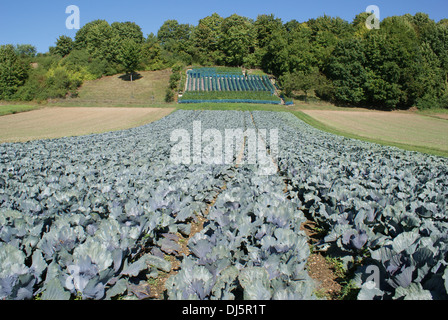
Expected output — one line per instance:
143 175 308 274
0 12 447 109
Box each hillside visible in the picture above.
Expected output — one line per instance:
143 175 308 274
60 69 171 106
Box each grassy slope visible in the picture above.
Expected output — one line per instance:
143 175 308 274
55 69 172 107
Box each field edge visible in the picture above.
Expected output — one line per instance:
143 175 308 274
292 110 448 158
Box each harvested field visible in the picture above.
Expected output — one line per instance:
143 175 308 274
432 113 448 120
301 110 448 153
0 107 174 143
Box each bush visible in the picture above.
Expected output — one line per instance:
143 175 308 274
60 49 106 79
416 93 448 110
169 71 181 90
165 88 175 102
13 50 107 101
171 63 184 73
13 77 41 101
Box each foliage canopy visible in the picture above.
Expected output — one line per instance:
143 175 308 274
1 12 447 109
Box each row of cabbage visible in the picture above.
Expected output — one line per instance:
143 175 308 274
179 91 281 104
166 112 315 299
0 110 246 300
186 76 274 93
251 111 448 300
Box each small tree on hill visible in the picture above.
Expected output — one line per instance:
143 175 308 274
117 39 142 99
118 39 141 82
0 45 29 100
54 36 74 57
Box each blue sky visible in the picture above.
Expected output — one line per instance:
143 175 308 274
1 0 447 53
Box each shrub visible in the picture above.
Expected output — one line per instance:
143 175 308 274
416 93 448 110
165 88 175 102
169 70 181 90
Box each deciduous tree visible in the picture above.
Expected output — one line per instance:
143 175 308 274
0 45 29 100
54 35 74 57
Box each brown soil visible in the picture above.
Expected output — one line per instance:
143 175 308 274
306 254 342 299
300 219 342 299
148 185 227 300
148 216 205 300
433 113 448 120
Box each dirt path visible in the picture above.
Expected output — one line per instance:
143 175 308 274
0 107 175 143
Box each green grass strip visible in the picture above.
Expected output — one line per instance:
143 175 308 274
0 105 40 116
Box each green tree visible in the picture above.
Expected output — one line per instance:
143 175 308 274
14 44 37 59
281 69 330 102
117 39 141 81
423 24 448 77
260 29 289 77
157 20 192 47
352 12 372 38
252 14 285 69
362 32 403 108
75 19 148 75
54 35 74 57
191 13 224 65
287 23 317 74
327 32 406 109
220 14 256 66
409 12 435 38
141 33 166 70
74 20 121 69
325 14 444 109
111 21 144 44
157 19 194 64
0 45 29 100
308 15 354 69
165 88 174 102
326 38 367 105
413 42 447 109
60 49 106 78
74 20 107 48
254 14 284 49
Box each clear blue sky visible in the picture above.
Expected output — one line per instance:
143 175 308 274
1 0 447 53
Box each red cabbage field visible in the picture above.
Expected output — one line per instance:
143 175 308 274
0 110 447 300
